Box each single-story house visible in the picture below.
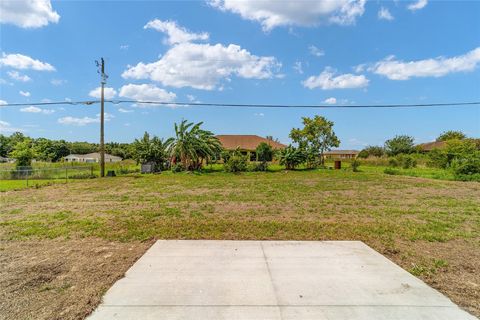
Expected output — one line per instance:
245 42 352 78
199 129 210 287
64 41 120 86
64 152 122 163
323 150 359 159
0 156 15 163
216 135 286 161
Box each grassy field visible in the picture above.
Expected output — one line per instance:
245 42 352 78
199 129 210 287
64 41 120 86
0 169 479 319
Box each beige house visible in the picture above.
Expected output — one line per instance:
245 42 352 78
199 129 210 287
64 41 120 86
64 153 122 163
323 150 359 160
216 135 286 161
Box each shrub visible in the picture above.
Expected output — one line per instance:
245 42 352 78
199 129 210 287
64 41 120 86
451 155 480 177
388 155 417 169
358 145 384 158
224 154 248 173
351 159 361 172
388 158 399 167
171 163 185 173
400 155 417 169
256 142 273 171
278 146 306 170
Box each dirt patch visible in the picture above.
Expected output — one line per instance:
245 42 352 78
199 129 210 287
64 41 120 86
0 237 152 320
378 239 480 317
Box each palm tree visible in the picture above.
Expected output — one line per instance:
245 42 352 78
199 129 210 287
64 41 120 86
133 132 173 171
169 120 222 170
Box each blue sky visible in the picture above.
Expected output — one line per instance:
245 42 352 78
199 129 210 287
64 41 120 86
0 0 479 148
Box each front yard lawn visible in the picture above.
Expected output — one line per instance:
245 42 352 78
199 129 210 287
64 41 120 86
0 169 479 319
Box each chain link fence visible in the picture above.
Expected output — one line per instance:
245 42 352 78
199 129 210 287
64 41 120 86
0 166 95 189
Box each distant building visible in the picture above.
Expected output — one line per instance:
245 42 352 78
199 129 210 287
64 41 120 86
0 156 15 163
323 150 359 159
216 135 286 151
216 135 286 161
64 152 122 163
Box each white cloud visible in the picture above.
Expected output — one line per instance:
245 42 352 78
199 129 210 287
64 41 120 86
50 79 66 86
0 53 55 71
254 112 265 117
20 106 54 114
293 61 303 74
0 100 7 106
88 87 117 99
144 19 209 45
7 70 31 82
118 108 134 113
119 84 176 107
309 45 325 57
122 42 280 90
378 7 394 21
19 90 31 97
407 0 428 11
0 0 60 28
324 97 337 105
186 94 196 102
58 113 114 126
0 120 23 133
303 68 369 90
371 47 480 80
209 0 366 31
120 44 129 50
58 116 99 126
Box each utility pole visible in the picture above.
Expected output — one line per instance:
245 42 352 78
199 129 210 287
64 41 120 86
96 58 107 177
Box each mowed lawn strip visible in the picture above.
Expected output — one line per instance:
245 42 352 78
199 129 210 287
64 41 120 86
0 170 479 319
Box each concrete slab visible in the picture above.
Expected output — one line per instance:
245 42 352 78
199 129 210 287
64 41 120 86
87 240 477 320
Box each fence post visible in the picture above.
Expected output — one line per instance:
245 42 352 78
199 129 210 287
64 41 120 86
26 170 29 187
91 165 93 177
65 167 68 183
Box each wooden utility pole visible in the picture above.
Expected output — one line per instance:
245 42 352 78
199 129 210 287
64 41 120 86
96 58 107 177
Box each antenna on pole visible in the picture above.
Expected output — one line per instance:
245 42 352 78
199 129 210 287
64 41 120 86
95 58 107 177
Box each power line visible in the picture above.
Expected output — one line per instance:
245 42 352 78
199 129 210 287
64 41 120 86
2 100 480 109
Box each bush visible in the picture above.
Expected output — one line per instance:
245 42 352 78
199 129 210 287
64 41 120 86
451 155 480 177
224 154 248 173
171 163 185 173
388 155 417 169
400 155 417 169
388 158 399 167
279 146 306 170
358 145 384 158
351 159 361 172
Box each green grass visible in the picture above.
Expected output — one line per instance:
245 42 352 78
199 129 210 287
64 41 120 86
0 179 64 192
1 169 479 244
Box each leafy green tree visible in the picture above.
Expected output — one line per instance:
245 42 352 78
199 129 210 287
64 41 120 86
427 139 478 169
9 139 36 167
34 138 70 162
0 134 9 157
169 120 222 170
384 135 415 156
68 141 98 154
279 145 306 170
255 142 273 171
290 116 340 166
358 145 385 158
133 132 172 171
437 130 466 141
